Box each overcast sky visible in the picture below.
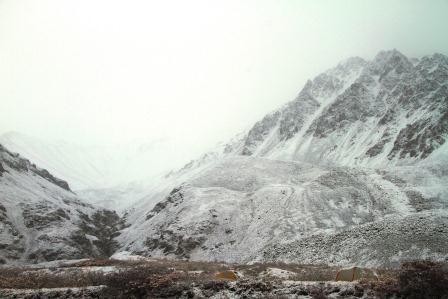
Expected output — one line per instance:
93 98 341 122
1 0 448 154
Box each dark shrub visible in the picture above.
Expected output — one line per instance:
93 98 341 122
398 260 448 299
361 260 448 299
309 285 327 299
361 276 399 299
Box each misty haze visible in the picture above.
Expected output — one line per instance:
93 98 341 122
1 1 448 298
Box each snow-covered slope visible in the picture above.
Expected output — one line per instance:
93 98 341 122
0 132 198 191
119 156 448 267
0 144 125 264
0 132 205 210
120 50 448 267
240 50 448 168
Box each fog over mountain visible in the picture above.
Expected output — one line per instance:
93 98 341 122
1 2 448 297
1 49 447 268
1 0 448 150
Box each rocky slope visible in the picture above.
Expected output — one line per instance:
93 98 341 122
119 50 448 267
119 156 448 267
240 50 448 168
0 144 126 264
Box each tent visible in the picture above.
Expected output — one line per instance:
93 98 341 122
335 267 377 281
214 270 238 281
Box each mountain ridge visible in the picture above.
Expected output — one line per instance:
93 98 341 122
236 50 448 168
0 143 126 264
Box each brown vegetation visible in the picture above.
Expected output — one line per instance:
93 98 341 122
361 260 448 299
0 259 446 298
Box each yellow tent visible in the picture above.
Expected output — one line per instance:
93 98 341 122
214 270 238 281
335 267 377 281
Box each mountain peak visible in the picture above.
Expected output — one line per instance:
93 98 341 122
427 52 448 66
234 49 448 167
374 48 406 60
372 49 413 76
337 56 366 69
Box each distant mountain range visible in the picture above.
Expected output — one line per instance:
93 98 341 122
0 132 200 210
1 50 447 267
0 132 198 190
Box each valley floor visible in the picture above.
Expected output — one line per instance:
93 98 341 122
0 258 446 298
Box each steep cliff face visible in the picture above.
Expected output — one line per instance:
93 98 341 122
241 56 367 157
240 50 448 168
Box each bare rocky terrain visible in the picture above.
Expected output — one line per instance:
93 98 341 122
0 258 446 298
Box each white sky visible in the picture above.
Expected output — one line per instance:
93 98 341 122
1 0 448 155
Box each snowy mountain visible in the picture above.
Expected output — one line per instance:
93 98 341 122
0 144 125 264
2 50 446 267
0 132 205 210
240 50 448 167
119 50 448 267
119 156 447 267
0 132 200 191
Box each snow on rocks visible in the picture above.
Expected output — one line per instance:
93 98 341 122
261 267 297 279
110 251 157 262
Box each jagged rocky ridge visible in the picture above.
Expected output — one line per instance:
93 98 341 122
0 144 126 264
118 50 448 267
241 50 448 166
